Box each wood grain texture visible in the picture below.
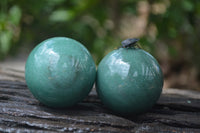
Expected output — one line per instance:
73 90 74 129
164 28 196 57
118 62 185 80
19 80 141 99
0 67 200 133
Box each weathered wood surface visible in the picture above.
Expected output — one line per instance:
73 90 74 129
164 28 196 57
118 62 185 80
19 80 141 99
0 66 200 133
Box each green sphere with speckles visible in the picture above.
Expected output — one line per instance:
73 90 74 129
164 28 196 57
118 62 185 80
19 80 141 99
96 47 163 115
25 37 96 108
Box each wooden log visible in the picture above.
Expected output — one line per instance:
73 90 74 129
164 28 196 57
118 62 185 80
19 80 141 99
0 66 200 132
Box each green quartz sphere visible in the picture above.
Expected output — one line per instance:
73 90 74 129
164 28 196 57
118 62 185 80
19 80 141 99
96 48 163 115
25 37 96 108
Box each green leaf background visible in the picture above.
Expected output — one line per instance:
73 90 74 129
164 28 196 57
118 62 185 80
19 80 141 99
0 0 200 90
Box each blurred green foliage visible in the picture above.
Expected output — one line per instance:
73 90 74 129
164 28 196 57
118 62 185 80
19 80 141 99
0 0 21 59
0 0 200 70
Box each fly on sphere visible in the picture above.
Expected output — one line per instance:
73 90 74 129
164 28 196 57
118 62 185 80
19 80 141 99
121 38 140 48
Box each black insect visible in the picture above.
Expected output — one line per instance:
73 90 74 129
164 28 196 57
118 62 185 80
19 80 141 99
121 38 140 48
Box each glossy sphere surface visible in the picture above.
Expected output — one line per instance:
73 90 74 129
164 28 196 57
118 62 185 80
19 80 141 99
96 48 163 114
25 37 96 108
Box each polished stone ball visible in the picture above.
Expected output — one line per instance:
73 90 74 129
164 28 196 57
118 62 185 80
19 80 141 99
96 47 163 115
25 37 96 108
